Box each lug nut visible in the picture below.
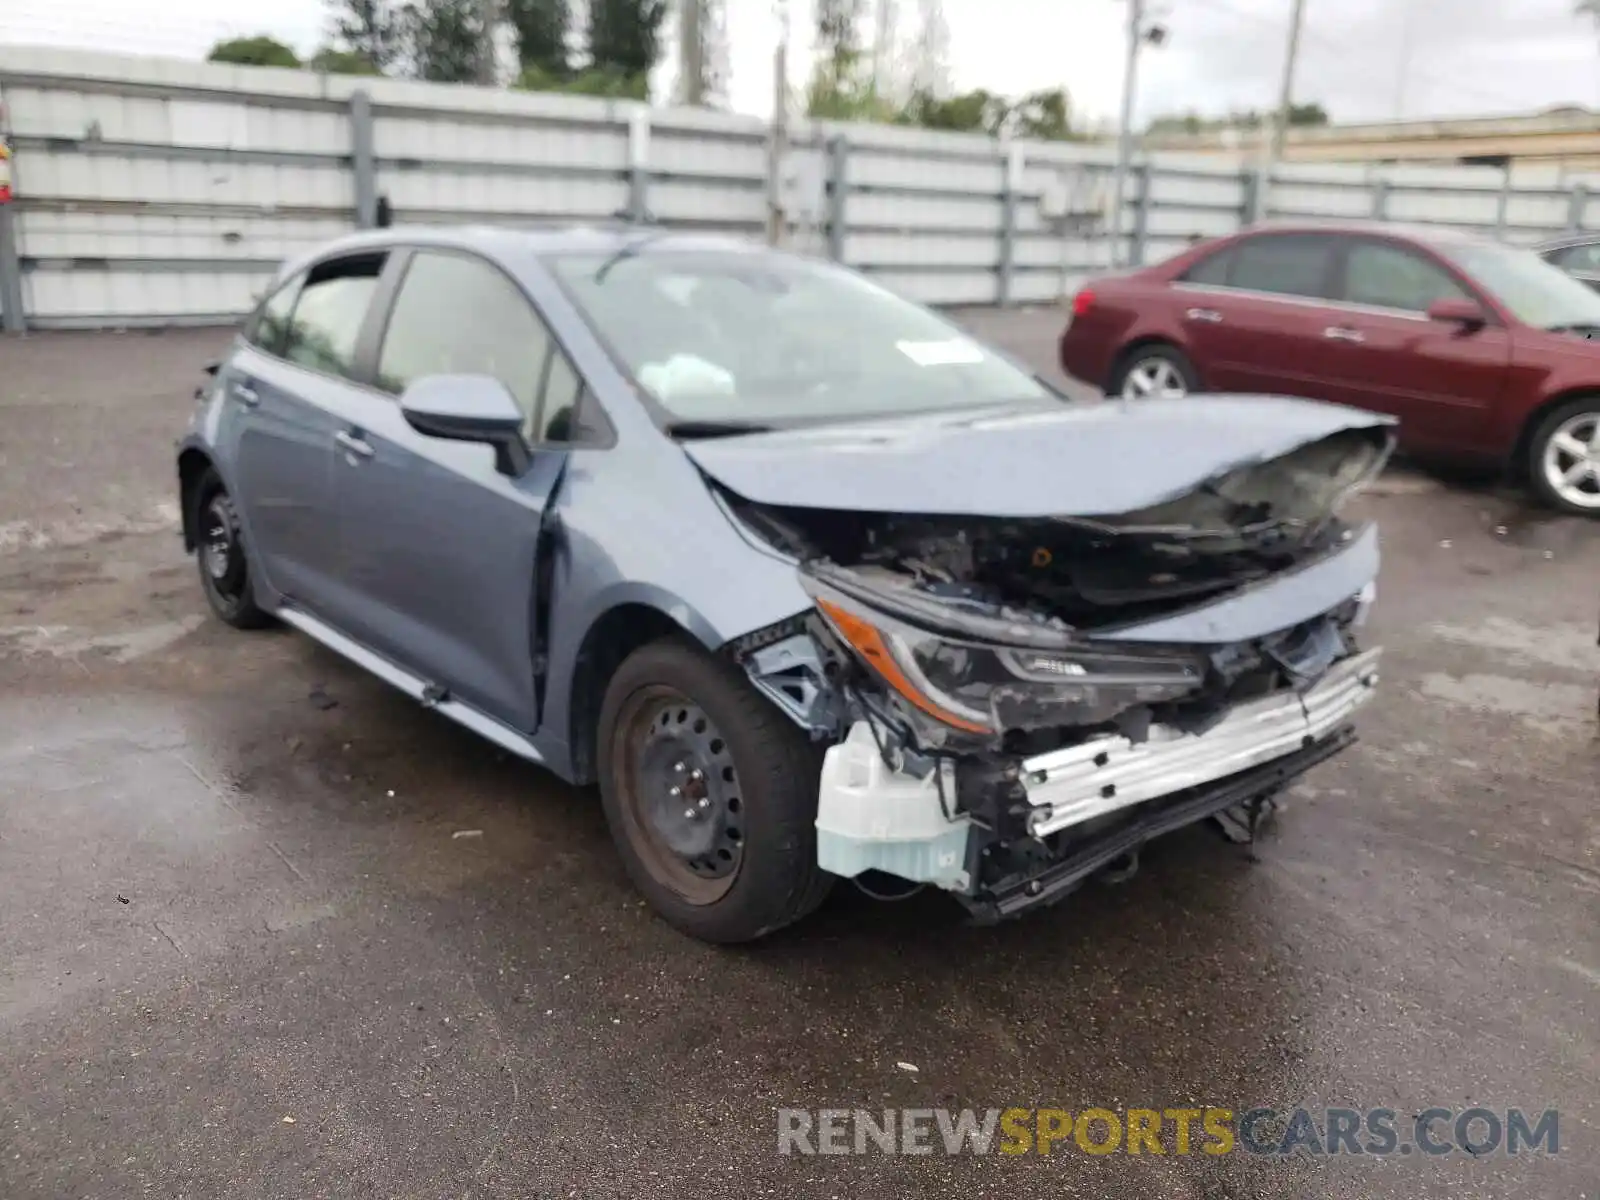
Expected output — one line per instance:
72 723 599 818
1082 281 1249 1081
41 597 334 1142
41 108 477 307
697 797 711 810
683 808 697 820
674 761 686 773
669 786 681 798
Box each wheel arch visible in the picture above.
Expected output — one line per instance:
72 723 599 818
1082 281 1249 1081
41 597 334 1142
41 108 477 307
1107 336 1198 393
177 445 217 552
563 601 710 786
1509 388 1600 480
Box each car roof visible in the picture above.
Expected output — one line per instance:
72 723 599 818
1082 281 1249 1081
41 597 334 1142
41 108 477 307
1234 219 1501 250
1531 230 1600 252
298 223 765 263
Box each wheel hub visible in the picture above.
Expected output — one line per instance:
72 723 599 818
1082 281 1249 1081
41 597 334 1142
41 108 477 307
202 496 240 584
1542 412 1600 508
634 700 744 879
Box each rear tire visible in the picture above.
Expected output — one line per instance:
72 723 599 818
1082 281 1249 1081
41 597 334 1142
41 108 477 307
1526 396 1600 516
597 637 833 943
1107 344 1200 401
192 467 273 630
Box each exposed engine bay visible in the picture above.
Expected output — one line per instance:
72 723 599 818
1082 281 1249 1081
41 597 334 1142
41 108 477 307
722 424 1391 920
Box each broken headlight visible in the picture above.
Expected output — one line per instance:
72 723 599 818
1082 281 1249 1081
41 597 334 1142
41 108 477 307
808 583 1204 736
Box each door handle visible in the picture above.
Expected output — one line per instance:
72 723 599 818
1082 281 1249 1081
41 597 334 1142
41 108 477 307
334 430 375 459
1323 326 1365 343
1185 307 1223 323
231 381 260 407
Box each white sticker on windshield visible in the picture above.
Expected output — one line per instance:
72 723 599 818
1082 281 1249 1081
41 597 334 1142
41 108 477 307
895 338 986 367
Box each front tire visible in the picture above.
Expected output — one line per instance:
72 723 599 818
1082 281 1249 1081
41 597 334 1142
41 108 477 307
1526 397 1600 515
1107 344 1200 401
192 467 272 629
597 638 833 943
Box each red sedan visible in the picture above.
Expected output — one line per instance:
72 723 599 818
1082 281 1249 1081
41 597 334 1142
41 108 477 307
1059 221 1600 515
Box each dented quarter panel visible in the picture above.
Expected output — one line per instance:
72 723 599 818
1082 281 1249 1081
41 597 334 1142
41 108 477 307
680 395 1396 518
1087 522 1381 644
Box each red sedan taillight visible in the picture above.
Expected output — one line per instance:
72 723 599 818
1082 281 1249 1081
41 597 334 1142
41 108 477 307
1071 287 1096 318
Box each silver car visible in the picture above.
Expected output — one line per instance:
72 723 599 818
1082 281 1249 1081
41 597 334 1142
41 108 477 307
177 226 1390 942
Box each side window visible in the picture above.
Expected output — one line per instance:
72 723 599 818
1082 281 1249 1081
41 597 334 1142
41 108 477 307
1229 235 1337 299
377 251 551 435
282 254 386 379
1343 242 1468 312
1555 242 1600 273
247 272 304 355
1182 249 1233 286
537 347 583 443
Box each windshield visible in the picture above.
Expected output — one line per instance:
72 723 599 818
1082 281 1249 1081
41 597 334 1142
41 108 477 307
1441 241 1600 330
549 251 1054 429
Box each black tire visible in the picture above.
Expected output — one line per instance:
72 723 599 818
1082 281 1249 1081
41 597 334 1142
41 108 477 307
1525 396 1600 516
192 467 273 629
597 637 833 943
1106 343 1201 401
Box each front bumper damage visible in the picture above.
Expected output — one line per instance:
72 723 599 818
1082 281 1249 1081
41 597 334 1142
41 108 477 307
813 647 1379 918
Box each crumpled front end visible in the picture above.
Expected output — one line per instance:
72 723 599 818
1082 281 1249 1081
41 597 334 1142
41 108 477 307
723 420 1391 920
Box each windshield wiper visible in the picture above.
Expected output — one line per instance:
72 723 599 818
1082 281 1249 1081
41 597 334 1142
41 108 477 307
664 418 775 440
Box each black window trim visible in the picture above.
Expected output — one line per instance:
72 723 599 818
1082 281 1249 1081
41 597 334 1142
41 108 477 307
362 243 617 452
244 248 392 384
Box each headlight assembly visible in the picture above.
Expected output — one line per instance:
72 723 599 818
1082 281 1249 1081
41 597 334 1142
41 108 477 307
809 586 1205 737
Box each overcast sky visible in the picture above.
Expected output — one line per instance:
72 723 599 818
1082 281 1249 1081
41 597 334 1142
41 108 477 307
3 0 1599 126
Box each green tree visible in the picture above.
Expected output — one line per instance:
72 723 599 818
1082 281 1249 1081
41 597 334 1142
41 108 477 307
1287 101 1329 127
1010 88 1074 140
326 0 402 70
400 0 490 83
507 0 570 78
206 36 302 68
310 47 383 74
587 0 669 95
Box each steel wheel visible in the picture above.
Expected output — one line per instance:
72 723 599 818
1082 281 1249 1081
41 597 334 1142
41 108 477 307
1120 355 1190 401
612 685 747 905
1540 411 1600 511
201 492 249 601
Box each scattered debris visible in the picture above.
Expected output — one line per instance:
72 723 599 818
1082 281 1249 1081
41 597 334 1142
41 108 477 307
1439 539 1453 549
452 829 483 840
281 1116 296 1125
896 1061 919 1073
116 894 130 905
308 686 338 711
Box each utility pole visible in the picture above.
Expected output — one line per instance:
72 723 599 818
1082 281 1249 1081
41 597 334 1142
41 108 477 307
477 0 500 85
679 0 707 104
1267 0 1307 168
767 0 791 246
1107 0 1146 269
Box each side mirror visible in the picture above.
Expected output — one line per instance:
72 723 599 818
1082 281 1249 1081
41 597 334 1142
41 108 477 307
1426 297 1487 330
399 374 530 476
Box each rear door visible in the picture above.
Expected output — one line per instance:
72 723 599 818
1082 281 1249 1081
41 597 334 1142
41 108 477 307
219 253 387 614
1316 237 1512 450
1172 233 1346 400
328 247 608 731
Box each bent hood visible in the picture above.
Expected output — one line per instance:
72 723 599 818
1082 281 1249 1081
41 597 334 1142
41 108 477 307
682 395 1395 518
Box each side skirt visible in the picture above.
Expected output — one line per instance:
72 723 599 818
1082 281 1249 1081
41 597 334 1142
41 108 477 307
276 604 547 765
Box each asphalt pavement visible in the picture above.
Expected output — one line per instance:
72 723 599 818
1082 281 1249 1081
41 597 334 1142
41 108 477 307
1 314 1596 1199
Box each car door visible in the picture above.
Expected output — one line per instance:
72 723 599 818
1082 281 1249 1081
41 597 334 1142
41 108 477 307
218 254 386 613
1315 237 1513 450
1172 233 1347 400
327 247 600 732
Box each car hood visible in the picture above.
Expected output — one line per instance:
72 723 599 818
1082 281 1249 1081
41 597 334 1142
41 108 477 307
681 395 1395 517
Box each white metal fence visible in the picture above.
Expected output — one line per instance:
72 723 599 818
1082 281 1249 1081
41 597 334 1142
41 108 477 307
2 46 1599 331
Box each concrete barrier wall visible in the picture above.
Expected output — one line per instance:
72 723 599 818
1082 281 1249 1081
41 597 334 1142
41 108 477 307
3 47 1598 330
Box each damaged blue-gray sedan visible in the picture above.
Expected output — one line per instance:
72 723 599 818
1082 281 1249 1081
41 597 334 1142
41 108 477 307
177 227 1389 943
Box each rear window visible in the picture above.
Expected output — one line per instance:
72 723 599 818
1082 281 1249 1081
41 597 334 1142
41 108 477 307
1228 235 1337 299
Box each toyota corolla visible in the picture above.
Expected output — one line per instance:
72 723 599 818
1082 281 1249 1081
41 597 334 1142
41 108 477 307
178 227 1389 942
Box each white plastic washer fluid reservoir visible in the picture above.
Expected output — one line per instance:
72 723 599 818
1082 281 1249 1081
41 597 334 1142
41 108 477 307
814 722 972 891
